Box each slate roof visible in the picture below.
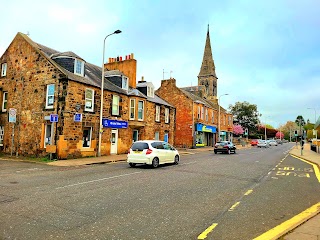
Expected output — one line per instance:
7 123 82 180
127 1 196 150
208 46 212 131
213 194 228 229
20 33 132 95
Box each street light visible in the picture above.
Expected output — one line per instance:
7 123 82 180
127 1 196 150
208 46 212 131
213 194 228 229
98 30 122 157
307 107 317 139
218 94 229 142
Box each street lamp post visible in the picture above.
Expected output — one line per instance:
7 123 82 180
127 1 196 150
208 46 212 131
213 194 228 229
307 107 317 139
218 94 229 142
98 30 121 157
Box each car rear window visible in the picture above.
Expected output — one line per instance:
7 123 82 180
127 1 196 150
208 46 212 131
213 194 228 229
131 142 149 151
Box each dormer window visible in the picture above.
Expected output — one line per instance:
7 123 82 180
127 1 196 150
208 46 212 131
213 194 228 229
74 59 84 76
122 76 128 91
147 85 154 98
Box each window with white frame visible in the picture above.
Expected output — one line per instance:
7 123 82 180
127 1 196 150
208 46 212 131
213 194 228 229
0 126 4 146
165 108 169 123
122 76 128 91
1 63 7 77
112 95 120 115
228 116 232 125
85 88 94 112
44 123 53 147
82 127 92 148
129 99 135 119
74 59 84 76
197 106 200 119
205 108 208 121
201 107 204 120
155 131 159 140
155 105 160 122
147 86 154 98
212 111 214 123
2 92 7 112
46 84 55 109
138 100 144 120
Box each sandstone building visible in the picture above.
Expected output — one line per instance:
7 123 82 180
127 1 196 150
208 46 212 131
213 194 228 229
0 33 175 159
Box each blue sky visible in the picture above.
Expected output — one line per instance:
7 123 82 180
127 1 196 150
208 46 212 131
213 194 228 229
1 0 319 128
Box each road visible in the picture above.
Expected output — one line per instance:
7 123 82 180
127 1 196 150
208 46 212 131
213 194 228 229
0 143 319 240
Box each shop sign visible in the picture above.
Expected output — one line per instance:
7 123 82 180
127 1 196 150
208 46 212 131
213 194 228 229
102 119 128 128
196 123 216 133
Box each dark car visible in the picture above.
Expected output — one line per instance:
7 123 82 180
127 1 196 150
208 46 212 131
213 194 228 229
214 141 236 154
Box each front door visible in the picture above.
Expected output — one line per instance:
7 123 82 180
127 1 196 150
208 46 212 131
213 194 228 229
110 129 118 155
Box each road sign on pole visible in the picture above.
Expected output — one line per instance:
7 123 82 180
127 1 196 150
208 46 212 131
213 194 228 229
8 108 17 123
50 114 58 123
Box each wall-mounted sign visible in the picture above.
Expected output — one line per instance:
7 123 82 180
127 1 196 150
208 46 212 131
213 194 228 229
74 113 82 122
8 108 17 123
196 123 216 133
50 114 58 123
102 119 128 128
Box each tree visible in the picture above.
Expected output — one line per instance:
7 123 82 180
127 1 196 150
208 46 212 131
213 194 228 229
233 124 244 135
229 101 261 134
275 131 284 139
295 115 306 127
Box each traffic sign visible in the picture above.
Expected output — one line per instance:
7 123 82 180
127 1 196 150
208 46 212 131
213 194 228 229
50 114 58 122
8 108 17 123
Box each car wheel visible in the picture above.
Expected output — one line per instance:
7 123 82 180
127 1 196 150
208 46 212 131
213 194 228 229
227 149 231 154
233 149 236 154
129 162 136 167
152 158 159 168
214 151 217 154
174 155 179 165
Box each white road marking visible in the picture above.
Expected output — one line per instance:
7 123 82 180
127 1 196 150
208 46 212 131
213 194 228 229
55 171 142 189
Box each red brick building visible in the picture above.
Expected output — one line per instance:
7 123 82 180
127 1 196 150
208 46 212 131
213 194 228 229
156 26 233 148
0 33 175 159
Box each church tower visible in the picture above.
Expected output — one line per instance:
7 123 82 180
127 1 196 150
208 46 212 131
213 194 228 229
198 25 218 101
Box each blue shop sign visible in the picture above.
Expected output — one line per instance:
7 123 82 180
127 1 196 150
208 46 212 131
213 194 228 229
102 119 128 128
196 123 216 133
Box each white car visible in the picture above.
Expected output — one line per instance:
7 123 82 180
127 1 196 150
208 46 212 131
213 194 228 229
257 140 270 148
268 140 278 146
127 140 180 168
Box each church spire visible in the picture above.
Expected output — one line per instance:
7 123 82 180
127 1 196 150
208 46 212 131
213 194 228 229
198 25 218 100
198 24 217 78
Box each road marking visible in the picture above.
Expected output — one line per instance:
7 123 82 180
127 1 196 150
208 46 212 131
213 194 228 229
228 201 240 211
55 171 142 189
253 202 320 240
197 223 218 239
244 189 253 196
290 155 320 183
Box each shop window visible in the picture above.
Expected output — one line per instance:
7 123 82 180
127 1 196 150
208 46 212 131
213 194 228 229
83 127 92 148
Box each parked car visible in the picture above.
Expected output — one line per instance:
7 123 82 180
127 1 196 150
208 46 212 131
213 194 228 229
127 140 180 168
250 139 259 146
214 141 236 154
276 139 283 144
269 140 278 146
257 140 270 148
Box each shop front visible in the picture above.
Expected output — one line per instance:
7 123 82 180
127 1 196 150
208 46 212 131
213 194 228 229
195 123 217 147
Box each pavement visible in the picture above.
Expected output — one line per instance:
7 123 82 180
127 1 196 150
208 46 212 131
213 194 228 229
2 143 320 239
